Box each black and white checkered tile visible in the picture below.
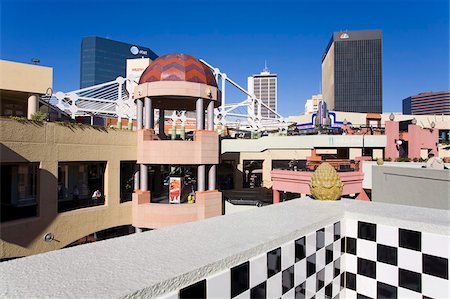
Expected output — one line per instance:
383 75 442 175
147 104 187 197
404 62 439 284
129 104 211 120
342 219 449 299
174 221 343 299
162 219 449 299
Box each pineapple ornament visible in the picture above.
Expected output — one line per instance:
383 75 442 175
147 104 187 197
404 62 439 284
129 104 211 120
309 162 343 200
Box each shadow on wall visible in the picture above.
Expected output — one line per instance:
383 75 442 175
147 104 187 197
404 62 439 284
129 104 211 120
1 144 132 257
1 144 58 248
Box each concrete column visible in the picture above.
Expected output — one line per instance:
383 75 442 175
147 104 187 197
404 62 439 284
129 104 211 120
208 94 216 190
208 165 216 190
207 100 214 131
27 94 39 119
140 164 148 191
134 164 139 190
136 99 143 130
196 98 204 130
159 109 165 136
273 189 280 204
144 97 152 129
197 165 206 192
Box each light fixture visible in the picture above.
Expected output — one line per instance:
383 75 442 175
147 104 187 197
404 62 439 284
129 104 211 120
389 113 395 121
396 140 403 145
411 118 417 125
43 233 54 242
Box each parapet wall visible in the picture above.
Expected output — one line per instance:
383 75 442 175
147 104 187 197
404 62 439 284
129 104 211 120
1 199 448 298
372 165 450 210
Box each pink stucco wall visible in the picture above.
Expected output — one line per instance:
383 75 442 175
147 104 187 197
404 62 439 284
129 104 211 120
385 121 399 160
407 124 438 158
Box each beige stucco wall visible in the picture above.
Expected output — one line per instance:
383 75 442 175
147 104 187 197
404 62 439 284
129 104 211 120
0 60 53 94
0 119 136 259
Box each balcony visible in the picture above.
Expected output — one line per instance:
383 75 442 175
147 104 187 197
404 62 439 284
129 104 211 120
1 198 447 298
137 129 219 165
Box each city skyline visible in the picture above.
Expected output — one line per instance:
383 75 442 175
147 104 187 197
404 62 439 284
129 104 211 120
1 0 448 116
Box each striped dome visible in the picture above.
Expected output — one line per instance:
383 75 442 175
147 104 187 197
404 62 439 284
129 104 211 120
139 53 217 87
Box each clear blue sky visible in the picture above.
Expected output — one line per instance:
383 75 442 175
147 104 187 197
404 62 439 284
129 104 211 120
1 0 448 116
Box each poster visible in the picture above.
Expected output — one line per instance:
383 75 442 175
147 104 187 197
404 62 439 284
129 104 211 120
169 177 182 204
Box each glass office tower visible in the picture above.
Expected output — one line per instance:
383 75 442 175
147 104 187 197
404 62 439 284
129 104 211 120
322 30 382 113
80 36 158 88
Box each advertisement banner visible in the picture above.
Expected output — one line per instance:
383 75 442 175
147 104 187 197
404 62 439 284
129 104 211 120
169 177 182 204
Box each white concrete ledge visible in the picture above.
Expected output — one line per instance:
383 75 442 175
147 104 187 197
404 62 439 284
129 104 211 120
0 199 448 298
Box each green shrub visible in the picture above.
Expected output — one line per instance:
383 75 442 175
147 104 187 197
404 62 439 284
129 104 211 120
30 111 47 122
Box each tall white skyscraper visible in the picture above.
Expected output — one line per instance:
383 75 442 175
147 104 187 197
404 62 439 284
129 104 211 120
248 65 278 118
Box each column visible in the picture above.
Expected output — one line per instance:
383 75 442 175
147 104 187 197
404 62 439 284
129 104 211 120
198 165 206 192
273 189 280 204
208 165 216 191
136 97 145 192
207 100 216 190
136 98 143 130
144 97 153 129
27 94 39 119
196 98 204 130
140 164 148 191
134 164 139 190
197 98 205 192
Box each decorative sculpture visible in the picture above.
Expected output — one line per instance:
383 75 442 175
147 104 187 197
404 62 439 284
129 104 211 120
309 162 343 200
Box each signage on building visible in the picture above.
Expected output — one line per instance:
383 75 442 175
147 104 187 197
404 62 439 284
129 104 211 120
339 33 350 39
126 58 151 95
169 177 182 204
130 46 148 56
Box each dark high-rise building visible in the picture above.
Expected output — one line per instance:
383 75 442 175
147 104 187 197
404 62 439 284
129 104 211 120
402 91 450 115
322 30 382 113
80 36 158 88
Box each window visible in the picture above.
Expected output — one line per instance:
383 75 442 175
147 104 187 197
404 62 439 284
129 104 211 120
1 163 38 222
58 162 106 212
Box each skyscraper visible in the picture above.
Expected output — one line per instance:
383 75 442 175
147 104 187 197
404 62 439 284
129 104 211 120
248 66 278 118
322 30 382 113
403 91 450 115
80 36 158 88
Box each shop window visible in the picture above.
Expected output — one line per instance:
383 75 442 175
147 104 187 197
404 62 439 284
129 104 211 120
57 162 106 213
1 163 38 222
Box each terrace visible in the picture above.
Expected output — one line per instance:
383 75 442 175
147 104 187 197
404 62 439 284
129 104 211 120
1 198 448 298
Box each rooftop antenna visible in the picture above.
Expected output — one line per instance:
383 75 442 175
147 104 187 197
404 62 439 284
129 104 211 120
263 60 269 73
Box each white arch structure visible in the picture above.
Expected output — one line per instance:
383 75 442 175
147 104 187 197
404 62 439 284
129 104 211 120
44 59 290 131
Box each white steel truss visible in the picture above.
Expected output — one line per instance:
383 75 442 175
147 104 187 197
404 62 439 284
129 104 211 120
45 59 290 131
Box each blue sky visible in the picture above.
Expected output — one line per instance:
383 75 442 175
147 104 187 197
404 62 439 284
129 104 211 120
1 0 448 116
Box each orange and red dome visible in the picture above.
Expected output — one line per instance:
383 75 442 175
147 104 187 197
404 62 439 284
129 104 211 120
139 53 217 87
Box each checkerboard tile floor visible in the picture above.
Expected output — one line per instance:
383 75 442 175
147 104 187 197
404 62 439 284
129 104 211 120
172 219 449 299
